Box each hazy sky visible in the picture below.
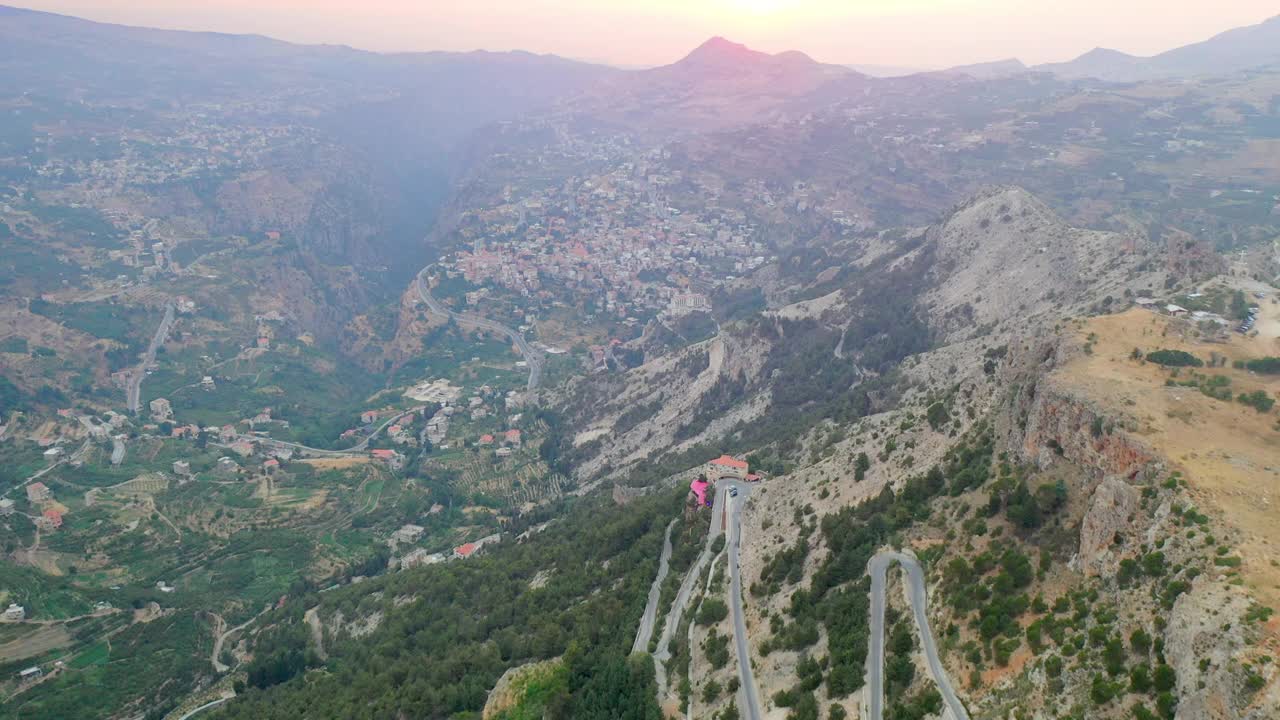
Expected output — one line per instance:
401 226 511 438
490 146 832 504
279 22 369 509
15 1 1280 69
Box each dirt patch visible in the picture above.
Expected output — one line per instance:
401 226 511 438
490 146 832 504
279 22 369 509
297 457 371 470
0 624 71 662
16 548 67 576
1057 307 1280 608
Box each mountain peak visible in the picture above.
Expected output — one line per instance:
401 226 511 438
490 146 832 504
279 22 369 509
679 36 763 66
1077 47 1135 60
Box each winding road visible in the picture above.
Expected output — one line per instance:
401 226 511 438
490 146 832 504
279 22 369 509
649 480 762 720
867 551 969 720
5 438 92 498
210 606 271 673
632 519 677 654
653 483 726 694
414 266 544 391
214 407 420 459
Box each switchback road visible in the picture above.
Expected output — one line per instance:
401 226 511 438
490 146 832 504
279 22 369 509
651 480 762 720
653 485 725 695
867 551 969 720
633 519 677 654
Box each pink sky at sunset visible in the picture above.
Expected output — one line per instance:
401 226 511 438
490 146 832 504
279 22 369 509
12 1 1280 69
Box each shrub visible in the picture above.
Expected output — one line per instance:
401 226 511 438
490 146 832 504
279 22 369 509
1152 663 1176 692
697 598 729 626
1236 391 1275 413
1146 350 1203 368
926 402 950 431
1244 357 1280 375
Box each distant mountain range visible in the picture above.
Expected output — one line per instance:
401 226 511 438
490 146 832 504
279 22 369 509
1032 14 1280 81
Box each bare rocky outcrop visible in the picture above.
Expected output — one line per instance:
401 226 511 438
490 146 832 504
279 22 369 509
1164 582 1258 720
925 186 1157 344
1003 350 1160 481
1076 476 1139 576
481 658 562 719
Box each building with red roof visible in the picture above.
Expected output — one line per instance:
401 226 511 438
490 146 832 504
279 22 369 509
478 434 494 446
370 448 403 470
706 454 748 479
453 542 477 559
690 476 711 507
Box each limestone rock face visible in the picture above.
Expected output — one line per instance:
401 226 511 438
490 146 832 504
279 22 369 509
1164 583 1257 720
1077 476 1139 576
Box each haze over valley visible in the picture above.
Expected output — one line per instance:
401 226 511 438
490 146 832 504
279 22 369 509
0 3 1279 720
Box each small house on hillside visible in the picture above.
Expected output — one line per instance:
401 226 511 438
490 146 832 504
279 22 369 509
26 482 50 503
370 448 403 470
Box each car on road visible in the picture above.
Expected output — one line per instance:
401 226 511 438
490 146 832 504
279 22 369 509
729 488 738 497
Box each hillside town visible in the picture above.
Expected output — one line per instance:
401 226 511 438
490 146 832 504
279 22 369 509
435 136 772 321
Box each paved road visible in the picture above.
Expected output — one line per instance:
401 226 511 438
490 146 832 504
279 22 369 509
127 303 175 414
867 551 969 720
211 606 270 673
725 484 763 720
414 266 544 391
632 519 677 654
653 483 728 694
176 696 231 720
649 479 762 720
218 408 418 459
5 438 91 498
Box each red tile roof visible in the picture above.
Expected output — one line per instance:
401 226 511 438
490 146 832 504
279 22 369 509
455 542 477 557
709 454 748 470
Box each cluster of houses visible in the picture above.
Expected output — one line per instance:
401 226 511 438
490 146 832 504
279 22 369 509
477 428 522 457
22 481 63 531
438 141 774 325
1137 293 1264 335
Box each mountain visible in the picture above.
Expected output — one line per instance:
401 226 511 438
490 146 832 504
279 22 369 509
941 57 1027 79
0 2 614 344
1037 14 1280 81
846 63 931 78
571 36 858 132
3 6 1280 720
